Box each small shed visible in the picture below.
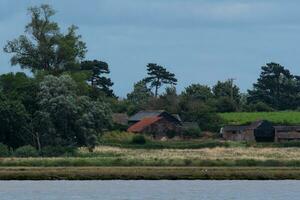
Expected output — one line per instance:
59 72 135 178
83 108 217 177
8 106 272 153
274 126 300 142
221 120 275 142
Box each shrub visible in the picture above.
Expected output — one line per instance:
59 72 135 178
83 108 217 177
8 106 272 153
101 131 135 143
249 102 274 112
183 128 202 139
0 143 10 157
166 130 176 139
131 135 146 144
41 146 77 157
14 145 39 157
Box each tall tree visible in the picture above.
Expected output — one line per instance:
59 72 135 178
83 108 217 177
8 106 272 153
4 4 86 73
144 63 177 97
80 60 114 97
155 86 179 113
181 84 213 102
0 96 32 149
213 80 240 103
127 80 153 112
248 62 299 110
34 75 112 148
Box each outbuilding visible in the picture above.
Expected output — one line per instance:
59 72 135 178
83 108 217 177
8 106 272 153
221 120 300 142
127 110 182 139
221 120 275 142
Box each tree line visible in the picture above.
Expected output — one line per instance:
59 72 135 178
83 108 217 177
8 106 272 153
0 4 299 150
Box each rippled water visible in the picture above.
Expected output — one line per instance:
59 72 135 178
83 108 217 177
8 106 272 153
0 180 299 200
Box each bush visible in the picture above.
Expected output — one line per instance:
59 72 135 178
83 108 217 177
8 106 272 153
14 145 39 157
41 146 77 157
249 102 274 112
183 128 202 139
166 130 176 139
131 135 146 145
0 143 10 157
101 131 135 143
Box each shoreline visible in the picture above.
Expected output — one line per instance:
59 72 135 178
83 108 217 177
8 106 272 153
1 167 300 180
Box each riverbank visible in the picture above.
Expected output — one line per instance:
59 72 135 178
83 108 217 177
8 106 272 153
1 167 300 180
3 146 300 167
2 146 300 180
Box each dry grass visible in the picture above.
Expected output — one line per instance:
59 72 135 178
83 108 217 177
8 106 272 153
2 146 300 167
88 146 300 161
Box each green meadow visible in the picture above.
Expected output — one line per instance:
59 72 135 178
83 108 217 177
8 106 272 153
220 111 300 125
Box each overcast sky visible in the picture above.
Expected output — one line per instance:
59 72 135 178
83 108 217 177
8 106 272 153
1 0 300 97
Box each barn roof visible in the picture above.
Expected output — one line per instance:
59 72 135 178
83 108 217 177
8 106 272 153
128 110 165 122
127 117 162 132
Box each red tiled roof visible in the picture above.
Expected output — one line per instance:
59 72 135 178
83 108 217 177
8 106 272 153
127 117 162 132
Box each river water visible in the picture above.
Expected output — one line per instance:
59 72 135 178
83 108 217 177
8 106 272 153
0 180 299 200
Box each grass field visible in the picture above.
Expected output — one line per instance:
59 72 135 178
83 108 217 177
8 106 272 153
220 111 300 125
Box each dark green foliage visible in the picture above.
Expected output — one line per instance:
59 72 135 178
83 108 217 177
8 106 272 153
14 145 39 157
248 62 300 110
0 72 38 115
86 135 98 152
127 80 153 112
34 75 112 148
41 146 77 157
183 128 202 139
0 143 10 157
131 135 146 145
182 84 213 102
154 86 179 114
80 60 114 97
4 4 86 73
0 98 32 149
215 97 238 113
247 102 275 112
144 63 177 97
180 100 222 132
213 80 240 112
166 130 176 139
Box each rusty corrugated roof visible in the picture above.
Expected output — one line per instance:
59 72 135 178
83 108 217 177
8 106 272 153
127 116 162 132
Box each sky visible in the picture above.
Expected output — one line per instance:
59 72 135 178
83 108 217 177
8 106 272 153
1 0 300 97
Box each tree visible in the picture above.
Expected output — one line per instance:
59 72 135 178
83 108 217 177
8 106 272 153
155 86 179 113
0 96 32 149
248 62 299 110
144 63 177 97
213 80 241 112
180 100 222 132
80 60 114 97
181 84 213 102
4 4 86 73
213 80 240 102
34 75 112 148
127 80 153 111
0 72 38 115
